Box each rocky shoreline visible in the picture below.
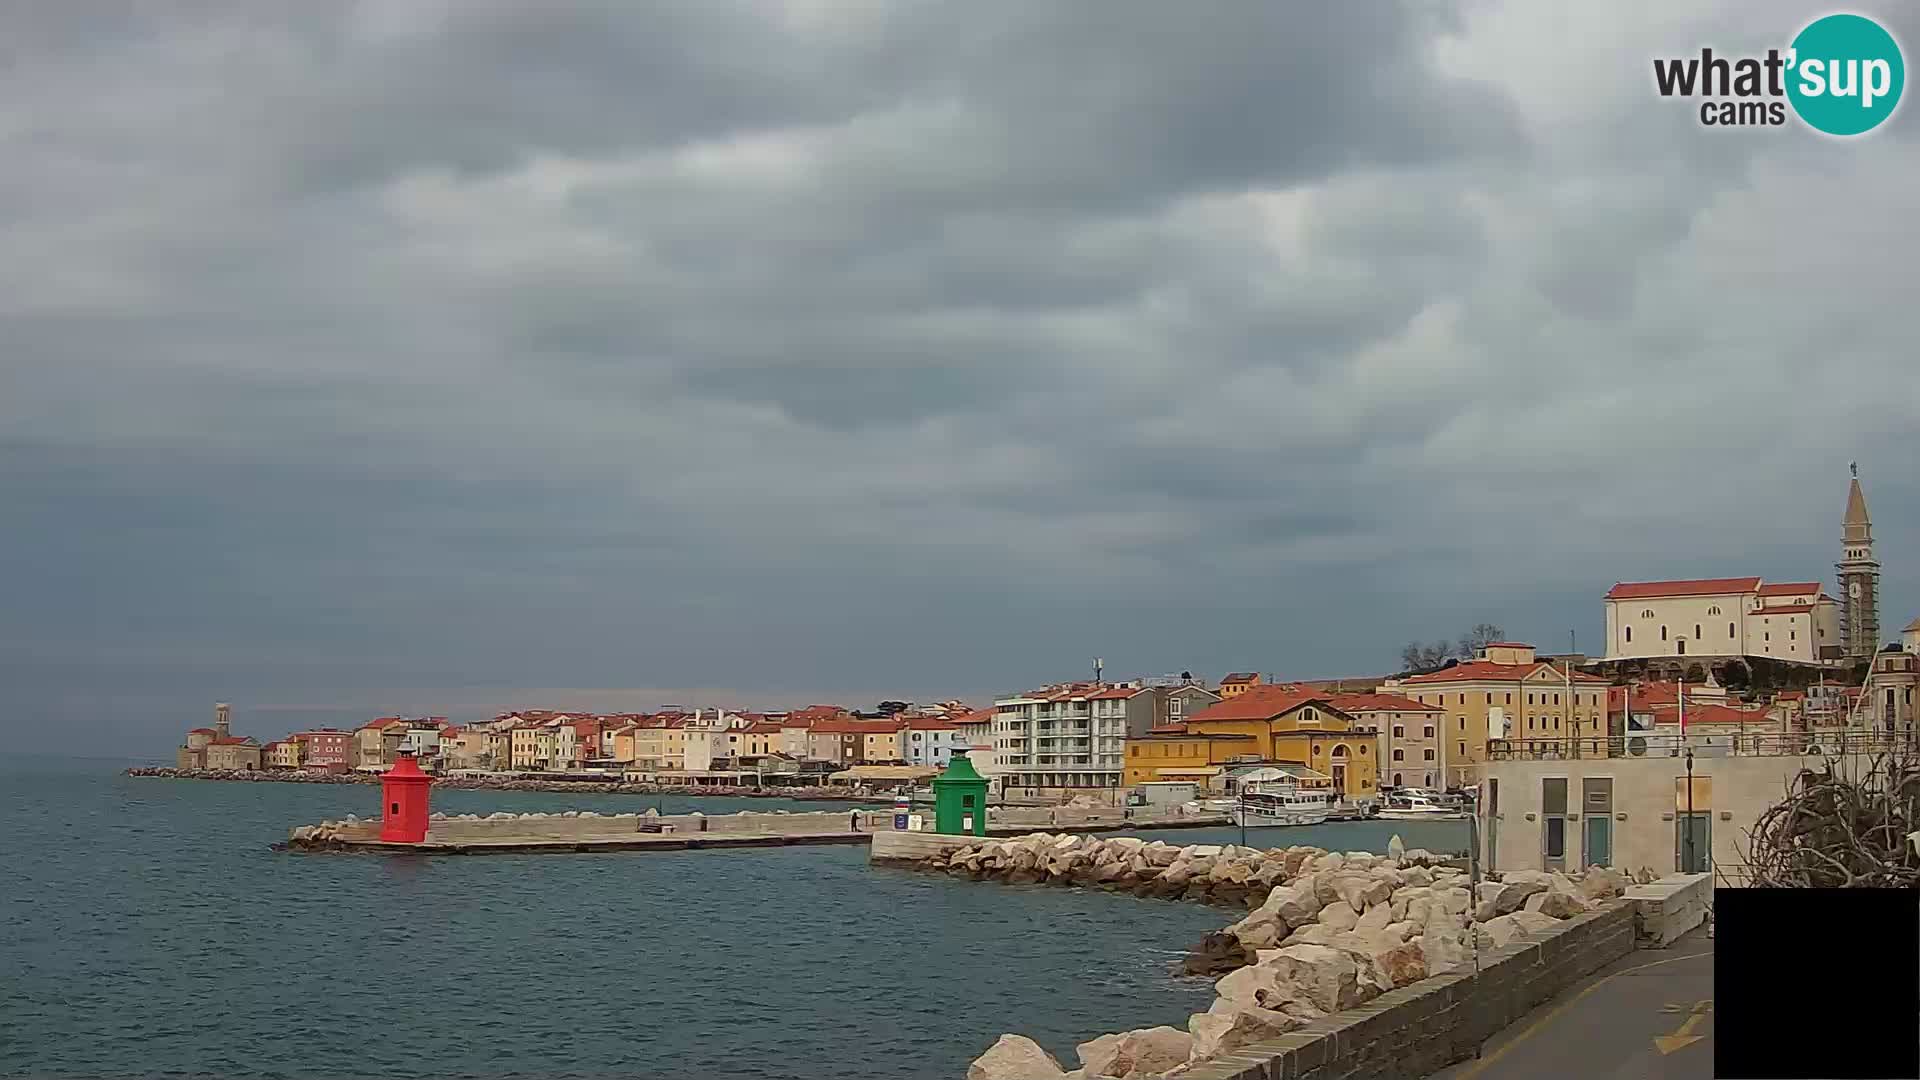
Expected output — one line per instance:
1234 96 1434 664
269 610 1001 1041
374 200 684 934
122 766 875 801
911 833 1639 1079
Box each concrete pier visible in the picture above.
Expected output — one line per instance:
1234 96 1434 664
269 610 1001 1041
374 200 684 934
287 806 1232 855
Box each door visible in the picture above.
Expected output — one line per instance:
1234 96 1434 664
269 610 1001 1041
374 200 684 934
1584 815 1612 868
1676 813 1711 873
1330 764 1347 795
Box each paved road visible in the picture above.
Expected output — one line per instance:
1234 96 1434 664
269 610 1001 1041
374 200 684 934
1432 928 1715 1080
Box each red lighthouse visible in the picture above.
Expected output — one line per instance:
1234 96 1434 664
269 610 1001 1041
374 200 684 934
379 751 433 843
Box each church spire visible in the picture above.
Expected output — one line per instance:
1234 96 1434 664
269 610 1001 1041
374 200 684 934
1838 465 1880 660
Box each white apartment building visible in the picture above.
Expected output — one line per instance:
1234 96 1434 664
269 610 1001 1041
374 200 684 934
1603 577 1840 665
991 683 1134 793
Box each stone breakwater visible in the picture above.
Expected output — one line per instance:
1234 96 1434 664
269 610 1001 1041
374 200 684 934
123 766 869 800
909 834 1636 1080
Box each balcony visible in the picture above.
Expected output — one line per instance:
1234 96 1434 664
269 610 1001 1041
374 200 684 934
1485 729 1910 761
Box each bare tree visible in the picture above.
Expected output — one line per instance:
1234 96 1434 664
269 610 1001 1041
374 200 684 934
1741 748 1920 887
1399 640 1456 675
1457 623 1506 660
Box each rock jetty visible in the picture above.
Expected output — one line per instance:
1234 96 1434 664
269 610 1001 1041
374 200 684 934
931 834 1633 1079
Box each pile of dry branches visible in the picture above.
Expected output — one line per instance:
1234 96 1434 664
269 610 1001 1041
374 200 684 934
1743 753 1920 887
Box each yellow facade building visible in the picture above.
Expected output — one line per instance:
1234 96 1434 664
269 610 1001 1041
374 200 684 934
1126 686 1377 799
1388 643 1609 789
1217 673 1262 700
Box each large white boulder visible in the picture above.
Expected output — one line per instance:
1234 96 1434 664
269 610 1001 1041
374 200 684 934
1420 930 1469 974
970 1035 1066 1080
1258 943 1365 1013
1188 1005 1297 1062
1476 914 1525 949
1076 1026 1192 1079
1353 903 1393 936
1318 902 1360 932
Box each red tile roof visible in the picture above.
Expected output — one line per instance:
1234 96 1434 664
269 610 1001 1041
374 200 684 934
950 708 995 726
1220 672 1260 684
1648 703 1772 727
1756 582 1820 596
187 727 217 735
1402 660 1607 685
743 722 785 734
809 719 901 735
1187 685 1331 723
900 717 960 731
1087 686 1143 700
1606 577 1762 600
209 736 256 746
1325 692 1441 714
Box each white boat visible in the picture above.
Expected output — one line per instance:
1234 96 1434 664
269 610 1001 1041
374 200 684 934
1229 779 1334 827
1375 791 1469 820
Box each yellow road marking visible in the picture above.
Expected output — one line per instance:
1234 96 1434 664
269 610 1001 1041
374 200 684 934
1446 948 1714 1080
1655 999 1713 1054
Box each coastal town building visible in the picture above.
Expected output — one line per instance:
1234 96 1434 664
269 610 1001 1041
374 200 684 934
1217 673 1262 699
901 716 966 767
1854 645 1918 737
353 717 409 770
1124 686 1379 800
1384 643 1609 789
1838 467 1880 661
204 736 262 770
292 730 351 770
1325 692 1444 790
263 739 303 769
990 683 1139 794
1602 578 1840 665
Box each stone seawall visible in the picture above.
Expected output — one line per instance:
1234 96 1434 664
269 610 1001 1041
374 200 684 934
1178 902 1638 1080
931 835 1655 1079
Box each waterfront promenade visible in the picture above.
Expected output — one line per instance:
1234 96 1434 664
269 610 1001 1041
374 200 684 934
1431 927 1714 1080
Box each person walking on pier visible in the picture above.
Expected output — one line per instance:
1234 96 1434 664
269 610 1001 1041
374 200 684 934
850 809 860 832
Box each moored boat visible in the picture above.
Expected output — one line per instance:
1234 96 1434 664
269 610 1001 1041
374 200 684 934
1229 779 1334 827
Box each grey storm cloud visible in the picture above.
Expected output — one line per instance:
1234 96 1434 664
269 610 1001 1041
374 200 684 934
3 0 1916 752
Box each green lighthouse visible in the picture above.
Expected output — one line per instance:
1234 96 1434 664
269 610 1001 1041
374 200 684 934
931 752 989 836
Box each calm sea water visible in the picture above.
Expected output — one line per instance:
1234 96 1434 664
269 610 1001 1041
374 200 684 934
1 758 1469 1080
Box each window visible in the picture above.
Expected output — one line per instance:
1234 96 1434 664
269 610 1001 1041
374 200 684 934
1424 749 1436 761
1553 693 1560 705
1458 717 1465 730
1358 745 1368 756
1457 741 1467 757
1545 817 1566 859
1458 693 1466 705
1392 725 1405 738
1764 633 1770 642
1729 622 1736 638
1393 749 1405 761
1424 725 1435 738
1394 773 1404 786
1707 605 1721 616
1505 693 1513 704
1528 693 1535 705
1625 626 1632 643
1661 625 1669 641
1485 693 1493 704
1694 624 1702 639
1642 608 1655 618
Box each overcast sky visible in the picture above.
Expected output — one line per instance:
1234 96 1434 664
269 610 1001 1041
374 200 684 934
6 1 1916 755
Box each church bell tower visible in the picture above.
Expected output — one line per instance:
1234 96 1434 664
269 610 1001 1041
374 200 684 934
1837 464 1880 661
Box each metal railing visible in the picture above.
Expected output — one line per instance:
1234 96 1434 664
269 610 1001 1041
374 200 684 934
1485 729 1911 761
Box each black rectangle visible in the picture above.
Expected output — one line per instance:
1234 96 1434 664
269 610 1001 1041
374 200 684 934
1716 888 1919 1079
